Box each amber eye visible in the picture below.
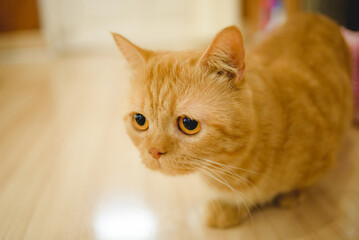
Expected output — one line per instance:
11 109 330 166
132 113 149 131
178 116 201 135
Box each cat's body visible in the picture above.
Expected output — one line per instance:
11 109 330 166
217 13 353 203
113 13 352 227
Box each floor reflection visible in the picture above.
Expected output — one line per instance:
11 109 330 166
94 196 157 240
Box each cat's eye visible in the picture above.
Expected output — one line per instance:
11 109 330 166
178 116 201 135
132 113 149 131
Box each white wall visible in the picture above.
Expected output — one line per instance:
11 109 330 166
38 0 242 52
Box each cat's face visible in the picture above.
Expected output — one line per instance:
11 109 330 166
113 26 251 175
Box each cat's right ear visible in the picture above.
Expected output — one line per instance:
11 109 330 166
111 32 152 69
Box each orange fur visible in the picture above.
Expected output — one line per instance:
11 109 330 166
112 13 352 227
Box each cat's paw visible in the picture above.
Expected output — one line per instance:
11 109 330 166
273 190 305 209
204 199 249 228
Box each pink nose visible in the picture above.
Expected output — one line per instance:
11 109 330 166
149 148 167 160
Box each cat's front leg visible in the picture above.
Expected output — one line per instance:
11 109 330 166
204 199 251 228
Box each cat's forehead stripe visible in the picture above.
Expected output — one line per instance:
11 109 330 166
144 56 189 115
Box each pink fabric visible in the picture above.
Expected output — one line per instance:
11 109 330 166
342 28 359 124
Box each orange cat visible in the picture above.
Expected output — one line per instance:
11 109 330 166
112 13 352 228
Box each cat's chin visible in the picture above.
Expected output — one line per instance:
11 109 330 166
141 158 195 176
158 167 194 176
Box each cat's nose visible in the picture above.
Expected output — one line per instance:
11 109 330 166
149 147 167 160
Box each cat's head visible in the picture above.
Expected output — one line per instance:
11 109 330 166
112 26 253 175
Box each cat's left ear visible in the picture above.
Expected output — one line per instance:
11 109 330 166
111 32 152 69
199 26 245 83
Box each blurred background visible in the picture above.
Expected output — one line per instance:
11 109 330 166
0 0 358 240
1 0 358 55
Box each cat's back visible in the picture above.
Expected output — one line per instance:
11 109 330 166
242 13 353 190
247 12 352 147
249 12 351 76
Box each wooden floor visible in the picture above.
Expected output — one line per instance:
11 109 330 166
0 47 359 240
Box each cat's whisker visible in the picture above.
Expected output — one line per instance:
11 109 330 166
199 158 264 177
198 166 235 192
198 161 259 201
193 159 261 195
204 162 260 207
201 163 258 215
202 165 245 200
197 160 255 187
196 158 273 197
173 157 263 202
194 167 227 222
166 157 258 220
197 165 254 222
